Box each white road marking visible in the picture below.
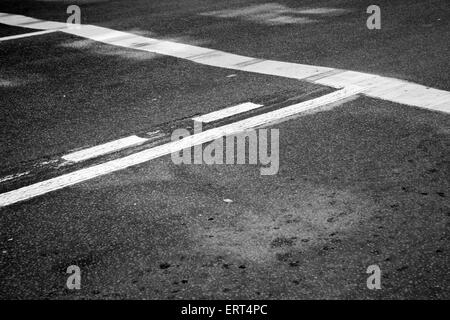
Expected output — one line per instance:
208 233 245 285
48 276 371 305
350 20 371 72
192 102 264 123
0 171 30 183
0 87 363 207
0 29 57 42
0 14 65 30
314 71 450 112
62 135 149 163
0 12 447 113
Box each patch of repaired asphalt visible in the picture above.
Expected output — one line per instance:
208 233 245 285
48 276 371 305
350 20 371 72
191 179 375 264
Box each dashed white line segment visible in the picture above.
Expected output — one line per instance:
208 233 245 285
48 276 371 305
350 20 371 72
192 102 264 123
62 135 149 163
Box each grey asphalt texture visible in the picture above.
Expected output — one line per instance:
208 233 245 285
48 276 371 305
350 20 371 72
0 0 449 299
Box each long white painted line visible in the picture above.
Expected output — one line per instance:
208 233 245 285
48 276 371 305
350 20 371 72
1 12 448 113
62 135 149 163
0 86 363 207
192 102 264 123
0 29 57 42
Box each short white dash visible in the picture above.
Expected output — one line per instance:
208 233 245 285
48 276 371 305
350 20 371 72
192 102 264 123
62 135 148 163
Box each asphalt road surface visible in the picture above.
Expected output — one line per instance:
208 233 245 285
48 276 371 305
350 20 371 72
0 0 449 299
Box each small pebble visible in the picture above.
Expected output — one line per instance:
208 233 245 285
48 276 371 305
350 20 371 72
159 262 171 269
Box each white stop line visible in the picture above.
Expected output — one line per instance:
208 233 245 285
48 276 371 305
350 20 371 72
0 12 449 113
